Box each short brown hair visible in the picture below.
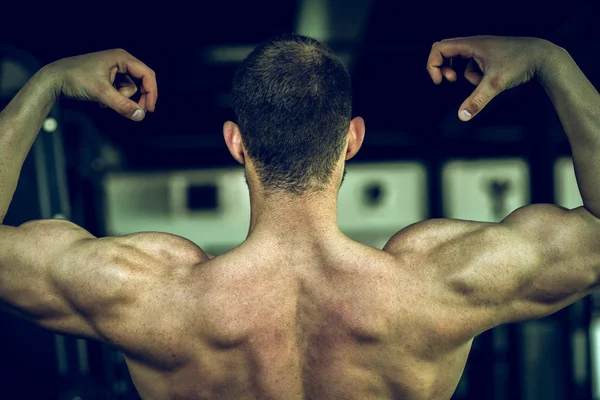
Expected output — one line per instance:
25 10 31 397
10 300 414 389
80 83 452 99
232 34 352 195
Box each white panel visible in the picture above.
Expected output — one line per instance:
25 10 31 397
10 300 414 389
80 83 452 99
338 162 427 248
104 168 251 251
443 159 530 222
555 157 583 209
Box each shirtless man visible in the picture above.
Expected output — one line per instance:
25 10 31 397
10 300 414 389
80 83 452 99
0 34 598 400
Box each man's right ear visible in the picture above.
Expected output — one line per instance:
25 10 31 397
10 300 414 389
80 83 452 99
346 117 365 161
223 121 245 165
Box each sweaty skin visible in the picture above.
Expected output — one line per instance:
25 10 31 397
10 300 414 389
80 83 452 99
2 38 600 400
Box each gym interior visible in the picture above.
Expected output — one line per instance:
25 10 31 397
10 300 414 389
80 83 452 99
0 2 599 399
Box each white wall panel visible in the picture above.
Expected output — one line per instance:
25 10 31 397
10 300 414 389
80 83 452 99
443 159 530 222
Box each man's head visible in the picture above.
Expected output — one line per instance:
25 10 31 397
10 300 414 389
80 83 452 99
225 34 365 196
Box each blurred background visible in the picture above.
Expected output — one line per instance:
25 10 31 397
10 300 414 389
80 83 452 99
1 1 599 399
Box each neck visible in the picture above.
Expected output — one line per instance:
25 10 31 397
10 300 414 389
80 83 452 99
247 189 341 242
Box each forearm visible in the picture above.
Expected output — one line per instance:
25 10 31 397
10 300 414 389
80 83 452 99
539 44 600 218
0 66 59 223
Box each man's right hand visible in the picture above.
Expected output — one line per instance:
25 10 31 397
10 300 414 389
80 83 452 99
43 49 157 121
427 36 557 121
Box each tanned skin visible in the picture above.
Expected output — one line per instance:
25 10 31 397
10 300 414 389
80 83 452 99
1 37 599 399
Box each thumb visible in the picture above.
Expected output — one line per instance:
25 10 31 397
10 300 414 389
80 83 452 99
458 76 501 122
98 85 145 121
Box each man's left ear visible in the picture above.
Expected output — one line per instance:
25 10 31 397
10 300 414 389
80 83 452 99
223 121 245 165
346 117 365 160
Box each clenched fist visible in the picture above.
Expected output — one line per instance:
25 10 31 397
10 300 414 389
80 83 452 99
427 36 558 121
43 49 157 121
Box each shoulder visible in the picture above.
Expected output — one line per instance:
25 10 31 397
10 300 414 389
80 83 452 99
383 218 491 255
14 220 212 264
77 233 208 366
115 232 213 265
44 228 211 318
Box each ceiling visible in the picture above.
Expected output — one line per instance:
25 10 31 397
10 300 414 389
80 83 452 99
1 1 598 170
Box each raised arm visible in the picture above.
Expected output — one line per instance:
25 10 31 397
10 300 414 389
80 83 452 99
539 48 600 217
0 49 158 340
0 50 220 373
0 67 56 222
0 48 156 223
395 36 600 345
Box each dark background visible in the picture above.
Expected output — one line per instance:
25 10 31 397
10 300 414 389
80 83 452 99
5 2 597 171
0 1 599 399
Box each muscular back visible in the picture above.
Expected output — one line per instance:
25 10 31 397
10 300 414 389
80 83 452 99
113 206 600 400
3 203 600 399
119 236 471 400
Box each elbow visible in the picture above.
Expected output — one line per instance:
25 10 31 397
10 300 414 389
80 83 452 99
531 267 598 304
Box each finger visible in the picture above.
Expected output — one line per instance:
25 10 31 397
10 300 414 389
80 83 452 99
116 75 138 99
118 85 137 99
115 51 158 112
426 42 444 84
138 85 148 111
97 84 145 121
437 38 476 58
109 67 118 85
458 76 501 122
100 75 137 108
464 60 483 86
427 40 475 84
441 66 457 82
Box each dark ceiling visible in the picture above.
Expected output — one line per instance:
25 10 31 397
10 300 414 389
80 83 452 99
1 1 599 170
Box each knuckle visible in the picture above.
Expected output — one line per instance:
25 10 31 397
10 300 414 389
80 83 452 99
116 98 132 114
489 74 506 91
470 96 486 111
